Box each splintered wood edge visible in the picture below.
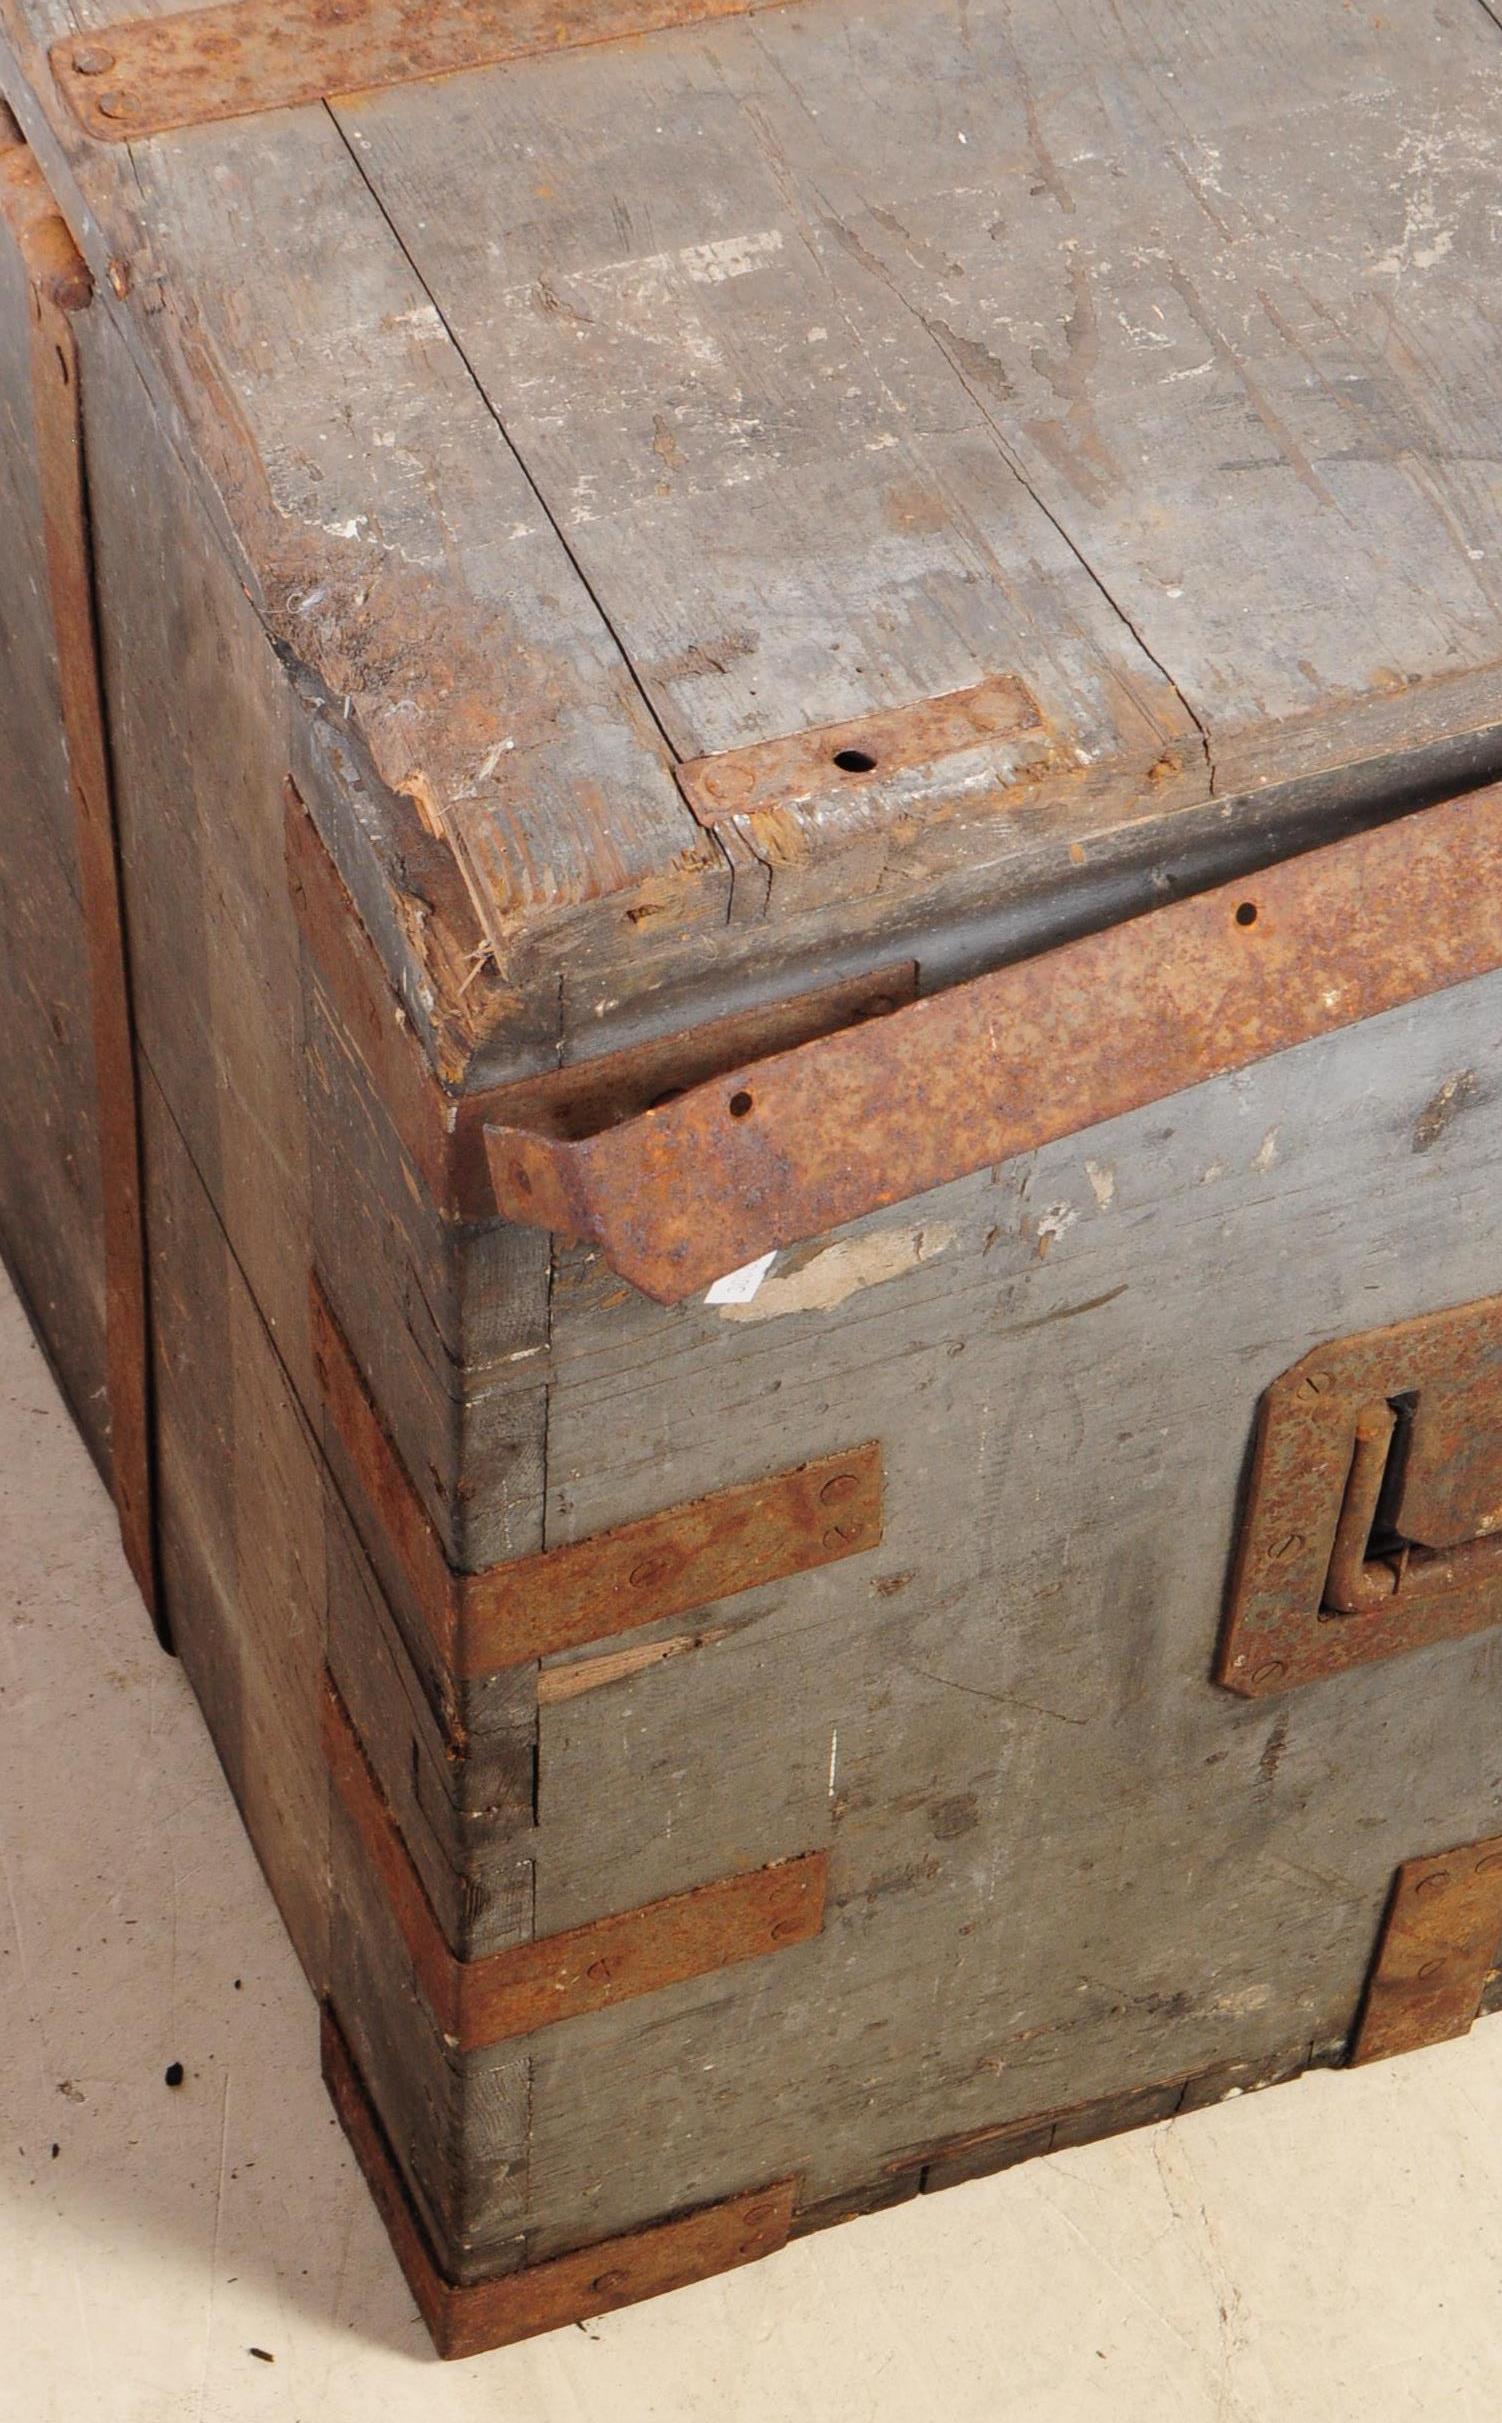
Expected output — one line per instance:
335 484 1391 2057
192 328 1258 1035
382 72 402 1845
321 2004 797 2359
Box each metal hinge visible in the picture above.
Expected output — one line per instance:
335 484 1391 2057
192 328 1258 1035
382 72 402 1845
1219 1295 1502 1695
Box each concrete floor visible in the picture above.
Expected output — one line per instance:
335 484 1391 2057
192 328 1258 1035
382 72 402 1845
5 1266 1502 2422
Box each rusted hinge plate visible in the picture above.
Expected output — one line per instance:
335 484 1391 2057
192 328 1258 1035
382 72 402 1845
51 0 795 142
1218 1295 1502 1697
324 1676 826 2049
322 2004 797 2359
311 1275 882 1678
1351 1835 1502 2065
0 127 159 1629
484 785 1502 1303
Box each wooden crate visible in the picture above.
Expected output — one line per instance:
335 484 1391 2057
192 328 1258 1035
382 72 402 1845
6 0 1502 2357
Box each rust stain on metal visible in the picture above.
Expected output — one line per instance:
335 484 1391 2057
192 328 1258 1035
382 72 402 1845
677 674 1051 825
1351 1835 1502 2065
51 0 799 141
310 1275 462 1668
288 782 915 1218
322 2003 796 2360
324 1676 826 2049
0 128 159 1628
1218 1294 1502 1696
312 1273 882 1678
484 786 1502 1303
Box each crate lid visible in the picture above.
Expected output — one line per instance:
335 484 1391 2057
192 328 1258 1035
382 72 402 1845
7 0 1502 1076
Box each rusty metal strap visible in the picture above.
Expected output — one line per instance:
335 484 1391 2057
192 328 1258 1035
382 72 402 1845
321 2007 797 2359
324 1676 827 2048
0 130 159 1627
51 0 795 141
483 784 1502 1303
311 1273 882 1678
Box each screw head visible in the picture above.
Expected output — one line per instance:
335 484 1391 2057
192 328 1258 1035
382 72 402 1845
741 2201 779 2230
1251 1659 1286 1688
1296 1371 1333 1401
1417 1957 1447 1981
591 2268 630 2295
1475 1851 1502 1874
95 90 135 120
820 1473 860 1507
586 1957 613 1984
629 1554 671 1591
769 1916 800 1941
1414 1871 1451 1897
823 1522 862 1551
71 43 115 73
1268 1531 1305 1564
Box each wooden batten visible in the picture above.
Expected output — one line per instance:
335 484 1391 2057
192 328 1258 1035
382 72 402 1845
324 1675 828 2050
310 1273 883 1680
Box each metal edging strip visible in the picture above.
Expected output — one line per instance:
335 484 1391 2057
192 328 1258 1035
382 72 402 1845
51 0 796 142
482 783 1502 1304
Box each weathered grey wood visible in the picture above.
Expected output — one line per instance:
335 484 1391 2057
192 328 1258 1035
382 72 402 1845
502 971 1502 2249
0 205 109 1465
304 975 551 1574
336 0 1502 917
141 1059 329 1981
0 0 731 1077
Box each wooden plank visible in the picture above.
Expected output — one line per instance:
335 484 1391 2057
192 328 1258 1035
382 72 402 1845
0 141 109 1465
0 126 155 1609
332 0 1502 917
141 1062 329 1983
331 20 1201 924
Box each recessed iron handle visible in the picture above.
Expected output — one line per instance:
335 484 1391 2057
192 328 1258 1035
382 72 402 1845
1324 1400 1502 1616
484 786 1502 1302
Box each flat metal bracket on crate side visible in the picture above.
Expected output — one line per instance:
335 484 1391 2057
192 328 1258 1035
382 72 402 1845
324 1676 827 2049
51 0 797 141
310 1275 883 1680
483 783 1502 1303
321 2004 799 2360
1218 1294 1502 1696
1351 1834 1502 2065
0 123 159 1630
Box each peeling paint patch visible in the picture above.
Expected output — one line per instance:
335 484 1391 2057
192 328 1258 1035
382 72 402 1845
1413 1069 1478 1153
1084 1159 1116 1210
1254 1127 1279 1173
715 1223 955 1320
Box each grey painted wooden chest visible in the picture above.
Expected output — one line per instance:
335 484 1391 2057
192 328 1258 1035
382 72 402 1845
5 0 1502 2357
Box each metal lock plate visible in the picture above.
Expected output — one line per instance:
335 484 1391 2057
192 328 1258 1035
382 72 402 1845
1218 1295 1502 1696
